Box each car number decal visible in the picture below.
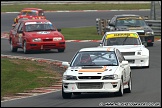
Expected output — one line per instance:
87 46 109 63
37 31 50 34
18 34 23 43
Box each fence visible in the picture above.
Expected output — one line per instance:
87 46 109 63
96 18 161 36
150 1 161 20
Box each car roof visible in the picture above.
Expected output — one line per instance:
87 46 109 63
115 14 140 17
22 19 49 23
22 8 43 10
79 47 116 52
104 31 139 35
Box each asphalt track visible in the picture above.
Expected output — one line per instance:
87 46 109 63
1 10 161 107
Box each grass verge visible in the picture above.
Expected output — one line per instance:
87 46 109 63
1 4 150 12
1 58 63 97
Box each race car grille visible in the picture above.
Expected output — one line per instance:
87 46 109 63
43 45 55 48
127 60 135 63
121 52 135 56
77 82 103 89
43 39 53 41
78 76 101 79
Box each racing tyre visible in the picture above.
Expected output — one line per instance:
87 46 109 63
114 78 124 96
23 41 30 54
10 40 18 52
124 76 132 93
58 49 65 52
62 86 72 99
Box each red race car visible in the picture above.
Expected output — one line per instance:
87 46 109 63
9 19 66 54
14 8 46 24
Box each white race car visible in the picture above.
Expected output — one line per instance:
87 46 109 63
62 47 131 99
100 31 149 68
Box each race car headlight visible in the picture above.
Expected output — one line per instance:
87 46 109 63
32 38 41 42
136 51 142 55
102 74 118 80
63 75 77 80
145 31 154 35
53 37 62 41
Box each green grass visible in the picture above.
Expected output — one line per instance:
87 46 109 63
61 27 103 40
1 58 61 97
1 4 150 12
60 27 160 40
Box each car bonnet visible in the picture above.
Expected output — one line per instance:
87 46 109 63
64 66 118 76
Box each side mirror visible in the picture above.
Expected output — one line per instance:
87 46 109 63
109 23 115 26
99 42 103 46
122 61 128 65
142 41 147 46
57 28 61 32
12 24 16 27
17 30 23 33
62 62 70 67
147 23 152 26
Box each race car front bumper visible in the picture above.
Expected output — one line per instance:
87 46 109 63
124 55 149 67
62 79 122 93
25 41 65 50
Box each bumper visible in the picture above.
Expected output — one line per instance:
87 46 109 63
139 35 154 43
124 55 149 67
62 79 121 93
26 41 65 50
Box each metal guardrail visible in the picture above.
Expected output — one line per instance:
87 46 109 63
1 1 151 5
96 19 161 36
145 20 161 36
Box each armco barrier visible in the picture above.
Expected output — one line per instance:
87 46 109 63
96 19 161 36
145 20 161 36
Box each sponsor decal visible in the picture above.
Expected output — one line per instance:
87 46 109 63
37 31 50 34
117 17 143 20
106 33 138 39
25 22 52 25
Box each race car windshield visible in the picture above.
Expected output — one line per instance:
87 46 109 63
70 51 118 67
21 11 37 16
116 19 147 27
106 37 141 45
25 24 56 32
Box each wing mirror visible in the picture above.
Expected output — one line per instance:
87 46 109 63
12 24 16 27
17 30 23 33
122 61 128 65
109 23 115 26
62 62 70 67
147 23 152 26
99 42 103 47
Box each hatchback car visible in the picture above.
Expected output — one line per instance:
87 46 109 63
100 31 149 68
62 47 131 99
9 19 66 54
14 8 46 24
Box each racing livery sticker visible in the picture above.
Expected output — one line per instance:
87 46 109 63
106 33 138 39
78 66 107 72
37 31 50 34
